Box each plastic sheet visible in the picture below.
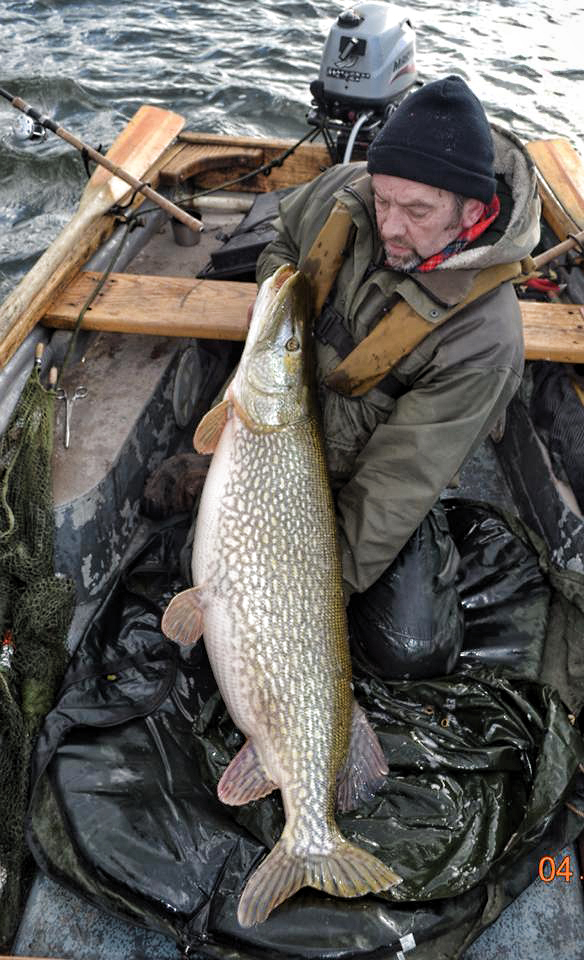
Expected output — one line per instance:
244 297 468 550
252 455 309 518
349 503 464 680
448 500 550 679
26 505 584 959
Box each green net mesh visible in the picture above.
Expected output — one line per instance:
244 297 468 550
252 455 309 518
0 366 75 948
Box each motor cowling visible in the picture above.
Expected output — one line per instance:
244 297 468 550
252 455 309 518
313 2 416 122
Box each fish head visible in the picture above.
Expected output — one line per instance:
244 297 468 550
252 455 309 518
232 265 314 429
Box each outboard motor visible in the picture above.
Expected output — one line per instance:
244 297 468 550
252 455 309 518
309 1 417 163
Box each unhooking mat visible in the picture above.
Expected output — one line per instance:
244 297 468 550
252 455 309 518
25 503 584 960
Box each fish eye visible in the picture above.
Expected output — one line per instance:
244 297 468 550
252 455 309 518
285 336 300 352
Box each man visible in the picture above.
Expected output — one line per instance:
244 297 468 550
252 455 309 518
255 75 541 679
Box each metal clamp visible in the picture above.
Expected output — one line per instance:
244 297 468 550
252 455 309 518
55 385 88 448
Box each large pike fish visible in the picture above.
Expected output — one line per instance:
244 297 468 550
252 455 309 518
162 265 401 926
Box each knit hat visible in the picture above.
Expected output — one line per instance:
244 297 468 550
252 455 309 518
367 75 496 203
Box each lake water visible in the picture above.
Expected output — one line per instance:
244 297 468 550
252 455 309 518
1 0 583 301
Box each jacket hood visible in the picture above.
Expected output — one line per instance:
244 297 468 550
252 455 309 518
435 124 541 271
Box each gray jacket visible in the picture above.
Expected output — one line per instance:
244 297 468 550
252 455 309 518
257 126 541 596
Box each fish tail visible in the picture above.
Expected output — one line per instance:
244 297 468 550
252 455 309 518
237 834 402 927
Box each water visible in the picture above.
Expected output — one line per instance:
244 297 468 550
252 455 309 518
1 0 583 302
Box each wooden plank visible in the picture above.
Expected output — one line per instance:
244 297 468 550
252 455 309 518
161 144 263 184
527 138 584 239
42 270 253 340
43 271 584 364
0 107 185 369
161 133 332 192
522 300 584 362
178 131 324 150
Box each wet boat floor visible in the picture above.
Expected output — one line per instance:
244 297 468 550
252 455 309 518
11 200 584 959
13 842 583 960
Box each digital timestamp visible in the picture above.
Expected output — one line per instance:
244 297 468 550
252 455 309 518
538 855 583 883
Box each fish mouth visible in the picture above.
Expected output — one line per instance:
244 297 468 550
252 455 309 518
264 267 308 363
249 265 311 370
273 264 296 291
269 265 308 335
234 265 314 428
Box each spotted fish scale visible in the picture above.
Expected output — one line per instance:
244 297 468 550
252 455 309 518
162 265 401 927
206 416 350 847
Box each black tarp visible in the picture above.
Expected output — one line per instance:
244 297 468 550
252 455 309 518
25 503 584 960
530 361 584 513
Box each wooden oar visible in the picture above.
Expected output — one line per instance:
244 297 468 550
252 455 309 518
0 104 189 368
532 227 584 269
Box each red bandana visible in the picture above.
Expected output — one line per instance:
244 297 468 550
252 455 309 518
414 194 501 273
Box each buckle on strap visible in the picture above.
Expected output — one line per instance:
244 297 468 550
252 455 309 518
314 304 356 360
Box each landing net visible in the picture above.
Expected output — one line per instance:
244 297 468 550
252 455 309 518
0 364 75 947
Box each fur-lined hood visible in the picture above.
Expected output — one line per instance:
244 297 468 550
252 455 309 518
436 124 541 270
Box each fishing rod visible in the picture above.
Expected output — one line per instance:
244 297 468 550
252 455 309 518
0 86 202 233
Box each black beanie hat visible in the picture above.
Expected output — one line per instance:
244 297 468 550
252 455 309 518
367 75 496 203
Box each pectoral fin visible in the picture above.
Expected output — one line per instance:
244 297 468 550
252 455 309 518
336 700 389 812
218 739 277 805
194 399 230 453
161 587 205 646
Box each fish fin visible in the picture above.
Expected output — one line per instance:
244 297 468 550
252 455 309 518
336 700 389 812
193 399 230 453
217 739 277 805
161 587 205 646
237 833 401 927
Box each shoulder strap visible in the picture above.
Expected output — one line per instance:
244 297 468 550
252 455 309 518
325 260 526 397
300 200 354 316
299 172 371 316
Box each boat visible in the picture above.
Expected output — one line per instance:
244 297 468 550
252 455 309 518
1 6 584 960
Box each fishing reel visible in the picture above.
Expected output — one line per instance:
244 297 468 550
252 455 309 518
307 1 417 164
12 113 47 142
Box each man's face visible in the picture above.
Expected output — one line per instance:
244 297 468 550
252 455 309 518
371 174 484 270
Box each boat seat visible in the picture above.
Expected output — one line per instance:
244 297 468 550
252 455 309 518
520 299 584 362
43 270 252 340
42 270 584 364
159 143 264 184
159 133 331 192
162 136 584 242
